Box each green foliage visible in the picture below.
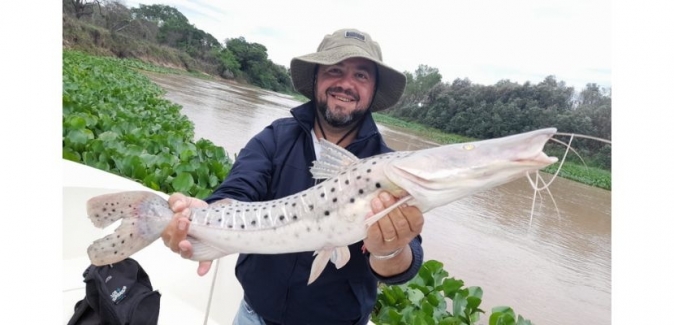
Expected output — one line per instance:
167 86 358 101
62 50 232 199
371 260 533 325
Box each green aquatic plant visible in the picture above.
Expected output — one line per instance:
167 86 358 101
62 50 232 198
371 260 533 325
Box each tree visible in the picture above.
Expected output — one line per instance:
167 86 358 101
66 0 101 19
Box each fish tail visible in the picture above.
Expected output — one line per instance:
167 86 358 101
86 191 173 266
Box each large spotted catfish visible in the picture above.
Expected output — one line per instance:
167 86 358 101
86 128 559 284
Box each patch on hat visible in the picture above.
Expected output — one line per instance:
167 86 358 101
344 31 365 42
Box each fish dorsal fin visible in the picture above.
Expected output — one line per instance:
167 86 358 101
309 139 360 180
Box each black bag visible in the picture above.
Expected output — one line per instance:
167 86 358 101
67 258 161 325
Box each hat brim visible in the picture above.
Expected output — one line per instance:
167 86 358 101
290 45 406 112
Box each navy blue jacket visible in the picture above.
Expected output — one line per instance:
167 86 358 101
205 101 423 324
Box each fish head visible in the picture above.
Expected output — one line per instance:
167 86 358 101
385 128 559 211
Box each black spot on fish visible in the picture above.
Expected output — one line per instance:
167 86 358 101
324 211 330 216
293 215 298 220
227 224 233 228
114 251 117 255
130 233 133 237
292 203 296 207
345 180 350 185
215 209 220 213
117 235 120 238
112 209 116 212
285 202 288 205
367 169 371 173
112 243 115 247
309 205 314 210
357 176 361 180
372 161 377 165
264 215 268 219
333 198 337 203
302 194 307 197
272 205 276 208
251 220 256 225
279 216 285 221
331 188 335 192
246 209 250 212
240 224 245 229
321 193 325 198
376 182 381 188
218 218 222 222
227 212 230 215
121 240 125 244
307 227 311 232
128 205 131 208
206 222 210 225
236 210 241 213
189 216 193 221
366 178 370 182
359 189 364 195
352 168 357 171
334 179 338 183
102 208 107 212
350 198 355 203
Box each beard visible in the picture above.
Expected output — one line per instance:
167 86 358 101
316 88 369 128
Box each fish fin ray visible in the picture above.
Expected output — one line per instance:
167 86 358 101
308 249 333 284
363 196 413 228
309 139 360 180
330 246 351 269
188 236 230 261
308 246 353 285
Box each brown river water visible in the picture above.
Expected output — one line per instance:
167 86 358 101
142 72 611 325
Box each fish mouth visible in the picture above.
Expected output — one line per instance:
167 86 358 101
515 152 558 166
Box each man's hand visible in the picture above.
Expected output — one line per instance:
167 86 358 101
162 192 212 276
364 191 424 277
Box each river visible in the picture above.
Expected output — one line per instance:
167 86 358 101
142 71 611 325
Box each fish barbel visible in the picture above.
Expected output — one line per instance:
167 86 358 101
86 128 559 284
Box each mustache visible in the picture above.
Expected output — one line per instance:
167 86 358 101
327 87 359 101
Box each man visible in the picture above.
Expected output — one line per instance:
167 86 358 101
162 28 425 324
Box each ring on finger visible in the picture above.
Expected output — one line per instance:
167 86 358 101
384 237 396 243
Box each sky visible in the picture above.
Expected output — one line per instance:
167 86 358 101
123 0 612 92
4 1 674 324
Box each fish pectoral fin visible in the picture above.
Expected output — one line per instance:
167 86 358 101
188 236 229 261
363 196 414 228
308 246 352 285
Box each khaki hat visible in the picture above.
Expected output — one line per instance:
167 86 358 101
290 28 407 112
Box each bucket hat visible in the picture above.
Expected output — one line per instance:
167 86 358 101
290 28 407 112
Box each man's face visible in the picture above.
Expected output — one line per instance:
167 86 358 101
314 57 377 128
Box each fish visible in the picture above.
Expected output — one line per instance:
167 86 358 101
85 127 559 284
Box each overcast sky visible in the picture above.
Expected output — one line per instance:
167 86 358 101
123 0 611 92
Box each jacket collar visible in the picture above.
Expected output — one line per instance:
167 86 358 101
290 100 381 144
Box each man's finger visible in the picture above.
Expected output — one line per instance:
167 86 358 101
197 261 212 276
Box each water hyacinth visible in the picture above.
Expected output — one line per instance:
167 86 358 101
62 50 232 199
